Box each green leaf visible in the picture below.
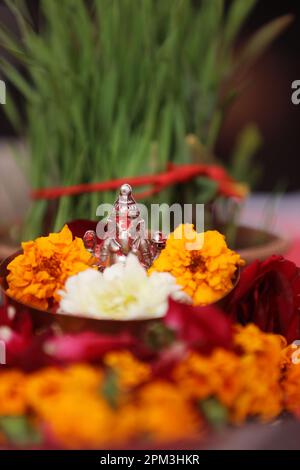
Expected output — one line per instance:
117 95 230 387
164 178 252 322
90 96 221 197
145 322 175 351
2 92 23 132
101 369 120 409
230 124 262 186
223 0 257 48
206 110 223 150
199 397 229 430
237 14 293 68
0 58 36 102
0 416 42 446
195 177 218 203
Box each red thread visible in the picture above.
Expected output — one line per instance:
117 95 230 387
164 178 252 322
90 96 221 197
31 163 246 201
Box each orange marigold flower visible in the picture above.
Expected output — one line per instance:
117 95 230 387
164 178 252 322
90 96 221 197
0 371 26 416
282 363 300 415
231 355 283 424
25 365 110 448
173 349 241 407
112 404 141 443
40 392 115 449
25 368 65 413
137 380 201 442
103 350 151 389
281 343 300 369
150 224 244 305
173 325 286 424
6 225 94 310
25 364 103 414
234 324 286 358
231 324 285 423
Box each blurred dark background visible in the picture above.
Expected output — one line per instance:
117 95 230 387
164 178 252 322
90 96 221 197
216 0 300 192
0 0 300 191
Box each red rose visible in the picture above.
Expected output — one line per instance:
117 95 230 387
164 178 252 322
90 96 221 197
227 255 300 342
67 219 97 238
0 301 55 369
0 301 33 366
163 298 233 353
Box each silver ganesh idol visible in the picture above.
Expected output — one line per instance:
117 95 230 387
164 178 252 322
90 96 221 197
83 184 166 269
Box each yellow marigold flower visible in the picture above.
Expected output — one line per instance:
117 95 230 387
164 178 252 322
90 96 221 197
150 224 244 305
103 350 151 389
6 225 94 310
0 371 26 416
137 381 201 442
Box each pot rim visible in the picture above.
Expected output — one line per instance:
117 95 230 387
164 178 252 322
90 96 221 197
0 249 240 326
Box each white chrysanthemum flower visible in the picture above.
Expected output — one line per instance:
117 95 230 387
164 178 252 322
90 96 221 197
58 254 190 320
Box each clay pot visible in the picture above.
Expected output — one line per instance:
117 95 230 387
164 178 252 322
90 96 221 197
0 234 19 260
235 225 290 264
0 249 239 335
